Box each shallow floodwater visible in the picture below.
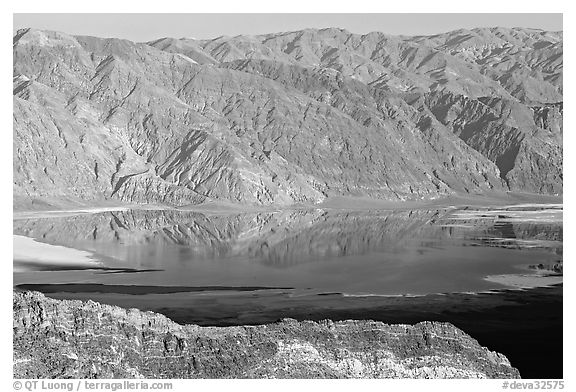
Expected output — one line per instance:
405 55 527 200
14 205 562 296
13 204 563 378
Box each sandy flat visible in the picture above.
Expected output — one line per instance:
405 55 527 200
13 235 102 272
13 191 563 218
13 206 132 220
484 273 563 289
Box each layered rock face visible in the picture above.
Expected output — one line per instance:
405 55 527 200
13 27 562 208
13 291 520 378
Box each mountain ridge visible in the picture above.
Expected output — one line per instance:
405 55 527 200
13 26 562 209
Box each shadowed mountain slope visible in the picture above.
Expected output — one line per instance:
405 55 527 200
13 27 562 209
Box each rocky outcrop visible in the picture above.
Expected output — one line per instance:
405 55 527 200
13 291 520 378
13 27 562 208
418 92 562 193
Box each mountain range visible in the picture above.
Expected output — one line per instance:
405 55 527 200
13 26 563 209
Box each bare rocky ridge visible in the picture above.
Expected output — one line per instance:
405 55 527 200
13 27 562 209
13 291 520 378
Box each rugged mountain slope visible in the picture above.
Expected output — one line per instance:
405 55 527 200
13 27 562 209
14 290 520 378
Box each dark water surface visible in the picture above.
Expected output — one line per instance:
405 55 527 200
13 204 563 378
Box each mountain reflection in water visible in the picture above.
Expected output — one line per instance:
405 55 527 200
13 205 562 296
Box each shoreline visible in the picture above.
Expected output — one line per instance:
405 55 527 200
485 264 563 289
13 235 103 272
13 191 563 218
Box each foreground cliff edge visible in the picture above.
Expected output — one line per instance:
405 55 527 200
13 291 520 378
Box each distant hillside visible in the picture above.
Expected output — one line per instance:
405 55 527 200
13 27 562 209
